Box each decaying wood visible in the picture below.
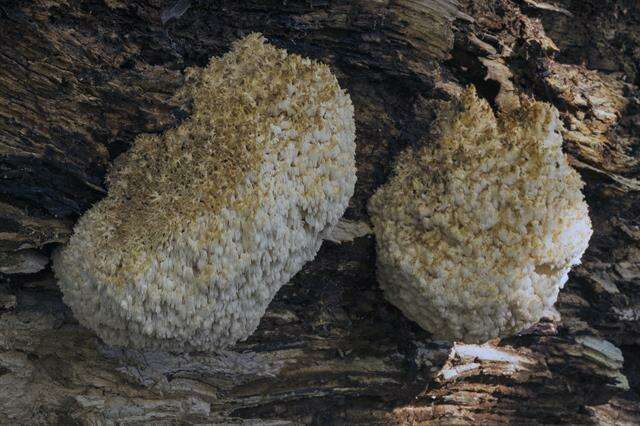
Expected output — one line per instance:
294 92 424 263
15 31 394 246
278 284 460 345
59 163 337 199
0 0 639 424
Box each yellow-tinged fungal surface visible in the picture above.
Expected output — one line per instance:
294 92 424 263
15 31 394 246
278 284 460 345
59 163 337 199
53 34 356 351
368 87 592 343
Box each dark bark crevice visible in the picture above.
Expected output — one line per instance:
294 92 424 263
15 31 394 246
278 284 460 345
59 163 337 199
0 0 638 424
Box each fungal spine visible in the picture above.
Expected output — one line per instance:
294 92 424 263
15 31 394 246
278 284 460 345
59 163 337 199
53 34 357 351
369 87 592 343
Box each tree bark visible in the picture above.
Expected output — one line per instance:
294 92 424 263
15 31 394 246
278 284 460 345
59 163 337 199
0 0 639 424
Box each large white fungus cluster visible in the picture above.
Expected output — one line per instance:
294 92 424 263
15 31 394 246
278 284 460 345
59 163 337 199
53 34 356 351
368 88 592 343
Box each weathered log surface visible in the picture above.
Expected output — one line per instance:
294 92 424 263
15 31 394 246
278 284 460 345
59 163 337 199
0 0 639 424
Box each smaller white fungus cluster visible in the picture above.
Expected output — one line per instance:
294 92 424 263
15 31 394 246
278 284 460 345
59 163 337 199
53 34 356 351
368 87 592 343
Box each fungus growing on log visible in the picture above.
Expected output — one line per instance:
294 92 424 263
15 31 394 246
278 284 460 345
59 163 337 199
368 87 592 343
53 34 356 351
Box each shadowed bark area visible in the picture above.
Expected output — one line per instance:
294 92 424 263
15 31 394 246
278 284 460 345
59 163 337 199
0 0 639 424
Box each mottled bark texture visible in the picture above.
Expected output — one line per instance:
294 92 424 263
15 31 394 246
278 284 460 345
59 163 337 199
0 0 639 424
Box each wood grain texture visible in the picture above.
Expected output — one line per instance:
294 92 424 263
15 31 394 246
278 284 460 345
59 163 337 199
0 0 639 424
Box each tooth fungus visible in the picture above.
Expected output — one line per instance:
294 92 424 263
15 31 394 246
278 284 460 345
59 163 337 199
53 34 357 351
368 87 592 343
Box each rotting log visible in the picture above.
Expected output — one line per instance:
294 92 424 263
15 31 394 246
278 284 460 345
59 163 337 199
0 0 639 424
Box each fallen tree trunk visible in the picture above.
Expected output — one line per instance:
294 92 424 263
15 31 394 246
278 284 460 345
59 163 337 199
0 0 639 424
